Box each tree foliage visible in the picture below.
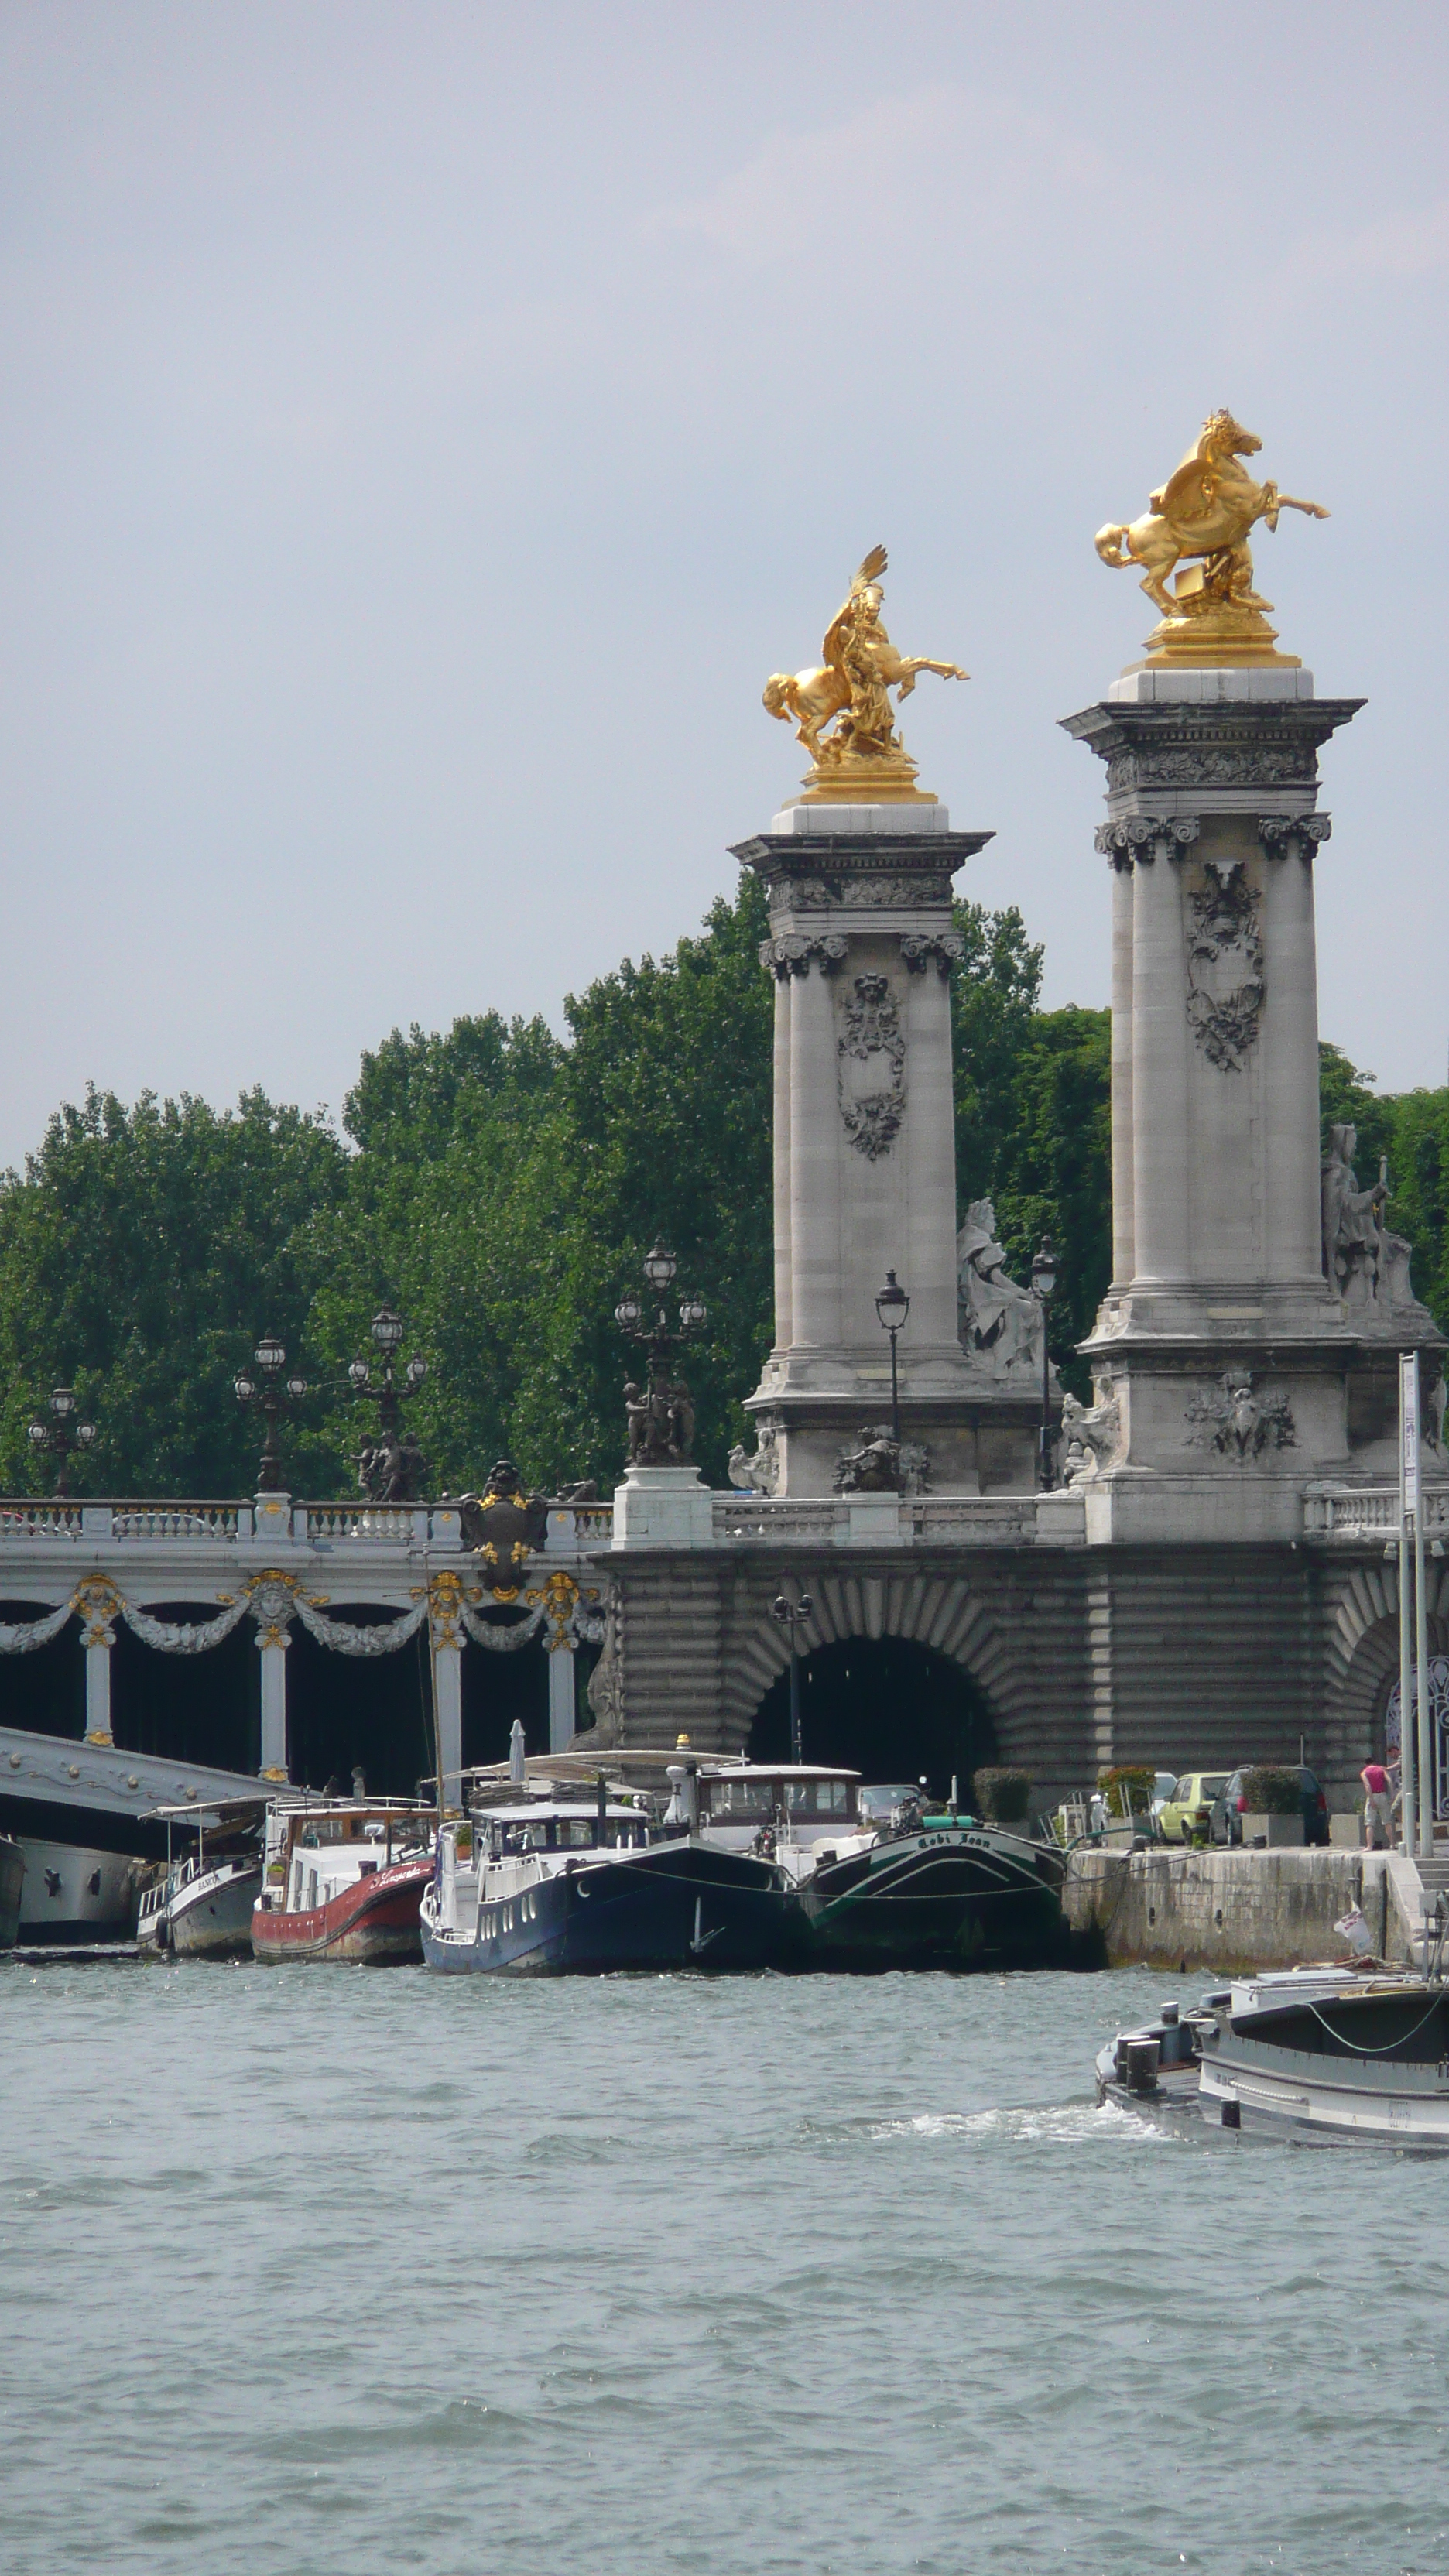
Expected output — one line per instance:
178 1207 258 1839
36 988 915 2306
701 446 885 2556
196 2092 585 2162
3 896 1447 1499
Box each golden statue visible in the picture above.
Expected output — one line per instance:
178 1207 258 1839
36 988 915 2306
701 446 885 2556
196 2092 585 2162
1095 411 1329 666
764 546 966 801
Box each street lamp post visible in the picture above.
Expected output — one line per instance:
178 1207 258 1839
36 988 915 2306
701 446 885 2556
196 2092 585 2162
27 1386 96 1498
234 1334 308 1492
1029 1237 1058 1491
770 1586 814 1764
874 1270 909 1447
348 1303 429 1500
615 1239 708 1464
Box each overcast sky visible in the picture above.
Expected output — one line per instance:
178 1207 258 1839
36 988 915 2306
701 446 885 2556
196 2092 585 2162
2 2 1446 1166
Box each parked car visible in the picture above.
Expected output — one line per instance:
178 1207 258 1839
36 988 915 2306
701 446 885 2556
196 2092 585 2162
1210 1765 1329 1848
1157 1772 1231 1844
1149 1770 1178 1824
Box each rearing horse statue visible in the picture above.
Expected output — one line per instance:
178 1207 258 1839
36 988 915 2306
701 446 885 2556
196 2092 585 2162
764 546 966 769
1095 411 1328 619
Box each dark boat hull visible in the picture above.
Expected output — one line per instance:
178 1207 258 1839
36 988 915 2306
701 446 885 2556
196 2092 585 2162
800 1824 1067 1971
0 1835 22 1948
422 1841 798 1975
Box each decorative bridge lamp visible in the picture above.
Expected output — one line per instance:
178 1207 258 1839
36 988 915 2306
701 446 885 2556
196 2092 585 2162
770 1587 814 1765
234 1334 307 1493
874 1270 909 1448
28 1386 96 1498
1029 1237 1058 1490
615 1239 708 1465
348 1303 428 1502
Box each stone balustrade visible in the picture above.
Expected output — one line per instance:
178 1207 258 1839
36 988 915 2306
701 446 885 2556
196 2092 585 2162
1303 1485 1449 1542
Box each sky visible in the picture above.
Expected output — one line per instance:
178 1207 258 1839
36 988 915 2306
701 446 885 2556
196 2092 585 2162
2 0 1447 1167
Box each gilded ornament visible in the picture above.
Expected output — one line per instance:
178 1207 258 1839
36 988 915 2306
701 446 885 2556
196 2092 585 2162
1095 412 1328 666
763 546 966 802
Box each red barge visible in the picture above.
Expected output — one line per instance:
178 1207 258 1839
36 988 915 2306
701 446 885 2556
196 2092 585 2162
251 1801 434 1963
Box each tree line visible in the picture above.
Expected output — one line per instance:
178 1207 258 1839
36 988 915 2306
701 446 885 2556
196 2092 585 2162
2 869 1444 1499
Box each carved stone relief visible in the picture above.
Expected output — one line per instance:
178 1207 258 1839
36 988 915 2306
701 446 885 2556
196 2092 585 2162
838 974 906 1159
956 1201 1043 1374
1184 1372 1295 1460
782 872 954 910
1060 1390 1121 1484
1184 863 1264 1071
833 1424 930 1497
727 1425 780 1495
1107 741 1317 793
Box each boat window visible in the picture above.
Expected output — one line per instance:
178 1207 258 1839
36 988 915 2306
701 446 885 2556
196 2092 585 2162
785 1779 851 1817
707 1779 775 1818
557 1820 598 1848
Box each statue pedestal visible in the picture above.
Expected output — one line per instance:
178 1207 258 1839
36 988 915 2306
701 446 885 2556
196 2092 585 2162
612 1463 713 1550
1064 663 1444 1540
730 799 1045 1497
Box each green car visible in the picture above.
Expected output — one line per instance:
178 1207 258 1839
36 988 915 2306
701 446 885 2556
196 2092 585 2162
1157 1771 1231 1845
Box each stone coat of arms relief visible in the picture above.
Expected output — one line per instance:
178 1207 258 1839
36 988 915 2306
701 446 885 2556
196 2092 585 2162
838 973 906 1160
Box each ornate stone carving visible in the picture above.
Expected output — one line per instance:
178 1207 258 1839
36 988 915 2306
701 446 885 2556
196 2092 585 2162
1060 1391 1121 1485
248 1573 300 1649
1106 739 1317 793
1184 1373 1295 1459
625 1379 696 1468
1320 1124 1430 1318
833 1425 930 1497
458 1460 550 1600
1184 863 1264 1071
759 933 848 979
838 973 906 1160
786 872 954 910
899 931 964 977
1258 814 1331 858
355 1427 427 1504
956 1201 1043 1374
728 1426 780 1495
1094 815 1201 862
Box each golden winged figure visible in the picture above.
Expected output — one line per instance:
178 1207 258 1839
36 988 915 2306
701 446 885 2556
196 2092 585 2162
763 546 966 800
1095 411 1328 663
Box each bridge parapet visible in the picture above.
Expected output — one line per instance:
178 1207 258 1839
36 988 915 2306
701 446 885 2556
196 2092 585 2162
1304 1484 1449 1542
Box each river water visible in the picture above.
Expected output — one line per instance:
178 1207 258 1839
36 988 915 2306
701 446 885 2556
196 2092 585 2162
4 1959 1447 2576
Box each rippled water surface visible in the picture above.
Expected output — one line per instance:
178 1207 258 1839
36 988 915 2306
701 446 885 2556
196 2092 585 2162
5 1959 1448 2575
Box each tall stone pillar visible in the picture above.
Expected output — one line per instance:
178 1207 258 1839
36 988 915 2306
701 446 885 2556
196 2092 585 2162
1064 666 1443 1540
258 1638 289 1779
433 1641 463 1805
731 802 1046 1495
74 1577 119 1746
547 1646 577 1753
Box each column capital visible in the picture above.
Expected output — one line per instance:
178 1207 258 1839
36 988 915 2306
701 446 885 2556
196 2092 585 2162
899 931 964 977
1258 813 1331 858
1094 816 1201 866
759 933 848 979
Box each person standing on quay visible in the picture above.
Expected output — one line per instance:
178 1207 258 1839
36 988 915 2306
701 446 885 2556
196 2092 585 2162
1361 1759 1394 1850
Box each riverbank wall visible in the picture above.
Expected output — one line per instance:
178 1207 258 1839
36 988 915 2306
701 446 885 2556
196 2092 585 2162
1063 1847 1426 1973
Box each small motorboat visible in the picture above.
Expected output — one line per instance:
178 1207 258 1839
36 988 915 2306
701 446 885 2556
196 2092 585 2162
421 1768 799 1975
252 1800 434 1963
1095 1958 1449 2147
697 1766 1069 1972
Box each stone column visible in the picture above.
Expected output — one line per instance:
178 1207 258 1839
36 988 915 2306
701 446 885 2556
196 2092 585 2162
1106 844 1136 1287
771 964 793 1350
74 1577 120 1746
788 947 844 1355
258 1638 289 1779
548 1644 577 1753
1260 817 1330 1283
433 1639 463 1806
1129 827 1195 1288
899 938 962 1357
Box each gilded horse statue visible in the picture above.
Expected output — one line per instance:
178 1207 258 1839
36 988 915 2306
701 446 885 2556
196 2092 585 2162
1094 411 1328 622
764 546 966 788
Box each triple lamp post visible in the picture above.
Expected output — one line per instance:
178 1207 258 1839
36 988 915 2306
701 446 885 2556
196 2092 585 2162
234 1334 308 1493
28 1386 96 1497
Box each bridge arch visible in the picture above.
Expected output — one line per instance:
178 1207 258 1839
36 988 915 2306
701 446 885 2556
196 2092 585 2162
1323 1558 1449 1771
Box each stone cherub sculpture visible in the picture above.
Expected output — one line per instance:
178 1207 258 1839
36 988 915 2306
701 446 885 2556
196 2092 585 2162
1095 410 1328 650
1060 1390 1121 1486
957 1201 1043 1374
763 546 966 796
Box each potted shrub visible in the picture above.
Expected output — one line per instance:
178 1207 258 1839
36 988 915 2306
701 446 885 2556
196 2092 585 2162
1098 1765 1156 1825
1239 1764 1304 1847
972 1767 1032 1826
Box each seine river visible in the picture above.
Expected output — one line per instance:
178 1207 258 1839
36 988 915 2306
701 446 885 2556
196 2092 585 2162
5 1960 1447 2576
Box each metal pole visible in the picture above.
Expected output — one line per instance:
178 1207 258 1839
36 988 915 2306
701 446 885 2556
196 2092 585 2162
789 1632 801 1766
1040 1310 1053 1491
889 1327 900 1448
1416 1495 1433 1858
1399 1351 1418 1854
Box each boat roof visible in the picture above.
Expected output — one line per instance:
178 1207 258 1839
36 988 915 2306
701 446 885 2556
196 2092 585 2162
699 1762 861 1781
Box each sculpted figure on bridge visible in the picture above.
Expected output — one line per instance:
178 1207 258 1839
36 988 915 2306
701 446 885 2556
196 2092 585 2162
1095 411 1328 658
763 546 966 799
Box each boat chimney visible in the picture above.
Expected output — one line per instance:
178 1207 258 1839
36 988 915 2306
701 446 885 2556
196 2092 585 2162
509 1719 526 1785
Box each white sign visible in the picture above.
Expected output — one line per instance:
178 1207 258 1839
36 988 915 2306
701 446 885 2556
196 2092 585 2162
1402 1351 1422 1519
